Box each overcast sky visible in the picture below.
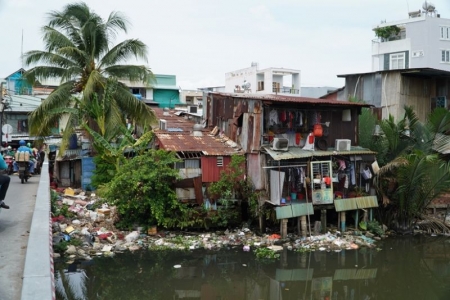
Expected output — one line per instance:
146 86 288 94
0 0 449 90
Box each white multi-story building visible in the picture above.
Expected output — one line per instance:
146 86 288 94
372 2 450 72
224 62 301 95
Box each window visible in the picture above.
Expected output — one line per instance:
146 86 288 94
175 161 185 169
257 81 264 91
441 50 450 63
390 53 405 69
217 156 223 167
440 26 450 40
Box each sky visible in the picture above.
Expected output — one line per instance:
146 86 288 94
0 0 449 90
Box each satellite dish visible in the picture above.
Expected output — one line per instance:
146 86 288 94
242 80 251 91
422 1 435 12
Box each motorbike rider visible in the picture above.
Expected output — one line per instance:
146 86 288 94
13 140 35 174
0 154 11 209
5 146 15 157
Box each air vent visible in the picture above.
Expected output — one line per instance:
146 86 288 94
335 139 351 151
272 138 289 151
159 119 167 130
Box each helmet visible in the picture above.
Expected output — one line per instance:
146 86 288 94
19 140 26 146
7 146 11 150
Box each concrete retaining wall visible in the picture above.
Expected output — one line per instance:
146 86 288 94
21 160 55 300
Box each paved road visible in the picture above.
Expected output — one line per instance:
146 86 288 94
0 174 39 300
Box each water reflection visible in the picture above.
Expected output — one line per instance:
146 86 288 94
55 236 450 300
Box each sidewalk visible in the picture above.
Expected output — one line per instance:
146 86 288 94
0 172 41 300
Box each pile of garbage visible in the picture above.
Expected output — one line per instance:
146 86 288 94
52 188 384 263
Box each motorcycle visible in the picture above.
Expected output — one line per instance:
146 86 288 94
17 161 31 184
3 155 14 175
15 151 31 184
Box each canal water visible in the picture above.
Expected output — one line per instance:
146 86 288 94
55 235 450 300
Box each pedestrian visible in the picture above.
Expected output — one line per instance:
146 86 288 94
0 153 11 209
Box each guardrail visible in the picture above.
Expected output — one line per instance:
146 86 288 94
21 159 55 300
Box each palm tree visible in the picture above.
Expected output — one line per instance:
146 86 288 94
24 2 156 148
373 106 450 233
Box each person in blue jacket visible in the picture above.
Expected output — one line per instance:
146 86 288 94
13 140 35 174
0 154 11 209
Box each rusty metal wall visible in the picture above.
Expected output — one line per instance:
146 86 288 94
247 153 265 190
201 156 231 182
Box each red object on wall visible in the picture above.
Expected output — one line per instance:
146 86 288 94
313 124 323 137
295 133 301 145
308 133 315 144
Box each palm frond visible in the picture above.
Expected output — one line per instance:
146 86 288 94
28 82 75 136
100 39 148 68
113 83 156 127
82 70 104 99
24 50 78 69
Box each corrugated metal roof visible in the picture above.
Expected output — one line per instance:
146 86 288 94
292 203 314 217
155 132 243 156
152 107 206 133
275 206 293 219
209 92 372 107
356 196 379 208
262 145 376 161
337 67 450 78
334 198 358 212
334 196 378 211
275 203 313 219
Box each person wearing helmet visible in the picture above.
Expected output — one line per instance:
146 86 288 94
13 140 35 174
0 153 11 209
6 146 15 156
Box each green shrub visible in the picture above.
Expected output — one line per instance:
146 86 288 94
102 150 188 229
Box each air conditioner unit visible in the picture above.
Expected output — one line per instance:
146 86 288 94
188 105 198 114
272 138 289 151
335 139 351 151
159 119 167 130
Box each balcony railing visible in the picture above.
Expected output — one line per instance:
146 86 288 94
272 87 300 94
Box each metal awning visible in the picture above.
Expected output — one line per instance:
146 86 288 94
275 203 314 219
334 196 378 212
262 145 376 161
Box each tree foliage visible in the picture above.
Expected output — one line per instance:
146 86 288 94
24 2 155 149
101 150 190 229
368 106 450 231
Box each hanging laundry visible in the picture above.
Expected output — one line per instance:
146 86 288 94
296 111 303 126
280 110 287 122
344 174 349 189
349 162 356 185
269 109 279 126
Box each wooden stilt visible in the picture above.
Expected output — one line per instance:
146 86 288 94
321 209 327 233
301 215 307 238
281 219 288 239
341 211 346 232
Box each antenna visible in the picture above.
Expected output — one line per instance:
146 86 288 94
21 29 24 68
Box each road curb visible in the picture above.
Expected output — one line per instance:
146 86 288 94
21 160 55 300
